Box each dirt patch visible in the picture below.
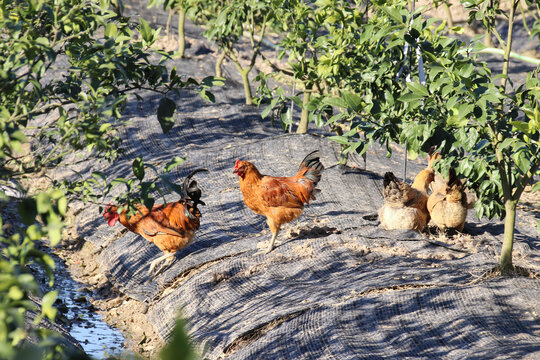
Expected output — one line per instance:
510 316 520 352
55 209 163 358
467 264 540 285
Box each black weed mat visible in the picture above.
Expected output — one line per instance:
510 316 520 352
68 3 540 359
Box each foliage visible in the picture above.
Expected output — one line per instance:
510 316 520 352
160 317 198 360
203 0 276 105
256 0 539 269
257 0 369 133
0 0 217 357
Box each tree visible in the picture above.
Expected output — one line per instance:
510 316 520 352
258 0 539 271
458 0 540 271
320 0 539 271
0 0 217 356
204 0 275 105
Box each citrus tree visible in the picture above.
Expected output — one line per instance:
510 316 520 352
257 0 539 271
0 0 217 356
320 0 539 271
203 0 276 105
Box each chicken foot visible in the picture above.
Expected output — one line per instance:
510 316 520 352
254 228 282 256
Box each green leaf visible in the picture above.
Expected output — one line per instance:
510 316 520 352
446 108 468 128
105 22 117 38
47 222 62 246
164 156 185 172
36 193 51 214
41 290 58 321
201 76 225 87
341 91 363 112
328 135 350 145
132 157 145 181
160 318 197 360
143 197 155 212
510 121 529 133
157 97 176 133
57 196 67 216
322 96 348 109
406 82 429 97
139 17 153 43
399 92 424 102
161 175 184 196
8 286 24 300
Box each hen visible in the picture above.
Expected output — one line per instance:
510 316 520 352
378 169 434 232
427 147 476 210
233 151 324 254
103 169 208 275
427 167 468 232
427 147 445 192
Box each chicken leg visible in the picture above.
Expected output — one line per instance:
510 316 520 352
255 220 282 256
148 251 176 276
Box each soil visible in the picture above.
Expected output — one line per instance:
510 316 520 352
54 209 164 358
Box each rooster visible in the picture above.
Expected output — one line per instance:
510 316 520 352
103 169 208 275
427 167 468 232
233 151 324 254
378 169 434 232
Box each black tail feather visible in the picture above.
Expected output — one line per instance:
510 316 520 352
299 150 324 184
383 172 399 188
182 169 209 208
447 167 461 188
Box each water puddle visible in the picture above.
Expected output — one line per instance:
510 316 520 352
53 258 126 359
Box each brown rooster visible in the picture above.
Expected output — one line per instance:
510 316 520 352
233 151 324 254
427 167 468 232
378 169 434 232
103 169 208 275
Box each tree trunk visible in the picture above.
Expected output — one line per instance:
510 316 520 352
177 8 186 58
443 3 454 29
500 0 517 91
296 85 311 134
484 28 494 47
500 199 517 272
239 68 253 105
216 50 226 78
166 9 173 41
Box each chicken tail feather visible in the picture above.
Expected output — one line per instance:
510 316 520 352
383 172 399 188
447 167 461 188
298 150 324 185
182 169 209 208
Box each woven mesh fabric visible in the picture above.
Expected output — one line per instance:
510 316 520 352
70 3 540 358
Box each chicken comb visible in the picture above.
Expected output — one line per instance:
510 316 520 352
103 202 114 214
234 159 241 168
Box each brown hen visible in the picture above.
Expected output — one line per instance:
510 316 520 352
427 167 468 232
378 169 434 232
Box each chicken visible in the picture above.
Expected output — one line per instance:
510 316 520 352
233 151 324 254
102 169 208 275
427 167 468 232
378 169 434 232
427 147 446 192
427 147 476 209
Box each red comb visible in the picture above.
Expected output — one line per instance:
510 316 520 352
234 159 240 168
